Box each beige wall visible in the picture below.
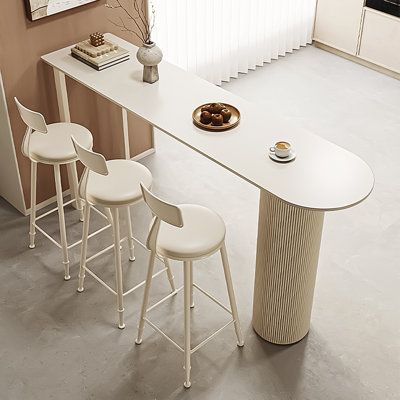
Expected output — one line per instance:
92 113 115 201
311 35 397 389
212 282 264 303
0 0 152 206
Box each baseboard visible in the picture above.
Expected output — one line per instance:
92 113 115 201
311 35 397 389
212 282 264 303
314 41 400 80
131 148 155 161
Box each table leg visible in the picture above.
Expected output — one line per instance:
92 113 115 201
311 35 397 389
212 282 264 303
151 125 155 152
252 190 324 345
53 68 80 209
122 107 157 161
53 69 71 122
122 108 130 160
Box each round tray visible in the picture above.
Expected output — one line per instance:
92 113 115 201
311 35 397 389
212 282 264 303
192 103 240 132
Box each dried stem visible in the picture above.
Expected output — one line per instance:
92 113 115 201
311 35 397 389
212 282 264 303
108 0 147 42
106 0 154 44
107 17 145 43
149 4 155 37
133 0 149 39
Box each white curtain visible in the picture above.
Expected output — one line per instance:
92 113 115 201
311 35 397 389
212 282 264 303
151 0 317 85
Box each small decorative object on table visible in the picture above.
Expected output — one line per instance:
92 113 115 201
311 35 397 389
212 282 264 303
269 141 296 163
106 0 162 84
90 32 105 47
136 42 163 84
193 103 240 131
71 33 129 71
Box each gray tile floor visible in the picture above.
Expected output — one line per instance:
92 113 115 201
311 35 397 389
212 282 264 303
1 46 399 400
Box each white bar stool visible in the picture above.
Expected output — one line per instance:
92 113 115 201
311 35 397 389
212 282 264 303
135 184 244 388
72 139 176 329
15 98 93 280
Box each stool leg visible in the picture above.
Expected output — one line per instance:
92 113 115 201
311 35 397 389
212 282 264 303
189 261 194 308
220 242 244 347
105 208 123 250
54 164 70 281
77 202 91 292
29 161 37 249
125 206 135 261
136 251 156 344
111 208 125 329
163 258 176 292
183 261 192 388
68 161 84 222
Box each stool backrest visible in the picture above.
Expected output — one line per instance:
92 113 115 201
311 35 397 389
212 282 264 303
72 137 108 176
72 137 108 200
140 184 183 251
14 97 48 157
14 98 47 134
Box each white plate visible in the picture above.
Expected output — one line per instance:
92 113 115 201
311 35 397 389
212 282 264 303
268 150 296 163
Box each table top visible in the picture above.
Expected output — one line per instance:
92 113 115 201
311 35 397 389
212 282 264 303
42 34 374 211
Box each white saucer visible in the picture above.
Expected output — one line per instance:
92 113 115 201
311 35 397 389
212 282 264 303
268 150 296 163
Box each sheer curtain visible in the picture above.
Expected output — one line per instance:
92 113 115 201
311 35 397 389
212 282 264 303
151 0 317 85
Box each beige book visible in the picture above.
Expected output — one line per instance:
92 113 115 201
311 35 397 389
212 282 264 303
75 40 120 58
71 46 129 67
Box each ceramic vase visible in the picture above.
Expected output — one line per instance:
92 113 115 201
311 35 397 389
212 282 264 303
136 42 163 84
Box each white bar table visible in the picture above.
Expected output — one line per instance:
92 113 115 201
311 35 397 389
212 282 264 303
42 34 374 345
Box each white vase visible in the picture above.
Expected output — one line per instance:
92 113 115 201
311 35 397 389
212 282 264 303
136 42 163 84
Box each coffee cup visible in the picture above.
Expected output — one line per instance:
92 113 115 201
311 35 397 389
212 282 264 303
270 141 291 158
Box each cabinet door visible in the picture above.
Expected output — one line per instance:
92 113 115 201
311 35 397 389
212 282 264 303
359 9 400 73
314 0 365 54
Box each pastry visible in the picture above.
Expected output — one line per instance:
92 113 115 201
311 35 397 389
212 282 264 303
200 111 212 124
201 104 211 113
220 108 232 123
211 113 223 126
209 103 225 114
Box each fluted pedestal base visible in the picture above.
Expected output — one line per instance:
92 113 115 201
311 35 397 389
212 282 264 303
252 190 324 345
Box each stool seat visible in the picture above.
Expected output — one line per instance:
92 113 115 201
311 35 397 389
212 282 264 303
85 159 152 207
29 123 92 164
156 204 226 260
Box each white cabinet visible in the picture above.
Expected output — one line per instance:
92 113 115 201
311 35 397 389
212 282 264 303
0 71 25 213
359 8 400 73
314 0 365 55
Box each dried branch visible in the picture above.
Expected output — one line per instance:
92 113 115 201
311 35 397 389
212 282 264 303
116 0 147 41
107 17 145 43
140 0 146 18
149 4 155 38
133 0 150 39
106 0 154 44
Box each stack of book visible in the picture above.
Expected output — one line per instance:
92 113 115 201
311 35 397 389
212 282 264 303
71 40 130 71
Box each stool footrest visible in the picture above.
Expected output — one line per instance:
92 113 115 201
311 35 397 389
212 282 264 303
123 267 172 297
36 198 76 221
142 283 236 355
190 319 235 354
83 258 173 298
33 204 110 250
146 285 184 313
83 267 117 295
68 223 111 250
34 224 62 248
144 315 235 356
85 237 128 264
192 283 232 315
144 317 184 353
